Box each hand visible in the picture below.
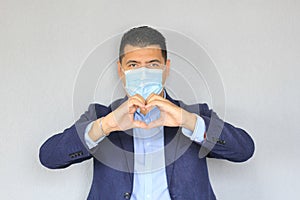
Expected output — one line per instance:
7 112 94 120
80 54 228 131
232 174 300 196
102 94 149 134
90 93 197 141
145 93 197 131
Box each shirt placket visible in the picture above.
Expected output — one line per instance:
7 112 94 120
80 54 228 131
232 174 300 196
144 137 153 199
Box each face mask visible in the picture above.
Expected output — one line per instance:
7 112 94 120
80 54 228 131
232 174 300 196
124 67 164 100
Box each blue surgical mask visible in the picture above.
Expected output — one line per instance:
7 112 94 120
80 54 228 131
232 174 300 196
124 67 164 100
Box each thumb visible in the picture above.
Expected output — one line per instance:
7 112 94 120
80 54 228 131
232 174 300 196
146 119 163 129
133 120 148 129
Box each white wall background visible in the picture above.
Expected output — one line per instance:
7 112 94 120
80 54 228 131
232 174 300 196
1 0 299 199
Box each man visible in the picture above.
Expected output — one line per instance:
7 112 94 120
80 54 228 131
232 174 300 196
39 26 255 200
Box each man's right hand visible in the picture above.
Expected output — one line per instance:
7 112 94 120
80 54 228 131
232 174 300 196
88 94 148 142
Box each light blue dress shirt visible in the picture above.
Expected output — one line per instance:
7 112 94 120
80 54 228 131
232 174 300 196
84 92 206 199
130 106 170 200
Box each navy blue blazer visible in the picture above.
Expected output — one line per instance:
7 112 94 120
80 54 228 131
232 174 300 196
39 91 255 200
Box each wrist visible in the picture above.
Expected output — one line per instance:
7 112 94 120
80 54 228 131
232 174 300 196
88 118 106 142
101 113 118 134
181 110 197 131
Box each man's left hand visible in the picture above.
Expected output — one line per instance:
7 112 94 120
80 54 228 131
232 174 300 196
145 93 197 131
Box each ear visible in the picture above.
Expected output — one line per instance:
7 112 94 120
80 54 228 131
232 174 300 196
162 59 170 86
165 59 171 77
117 60 124 79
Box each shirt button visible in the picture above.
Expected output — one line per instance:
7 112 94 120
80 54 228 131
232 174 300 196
123 192 131 199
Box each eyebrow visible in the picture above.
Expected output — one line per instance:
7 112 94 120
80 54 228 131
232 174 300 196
125 59 161 65
125 60 140 65
146 59 161 63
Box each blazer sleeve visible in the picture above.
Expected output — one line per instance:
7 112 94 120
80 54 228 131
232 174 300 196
198 103 255 162
39 104 108 169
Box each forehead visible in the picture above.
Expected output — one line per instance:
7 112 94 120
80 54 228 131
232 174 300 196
122 44 163 62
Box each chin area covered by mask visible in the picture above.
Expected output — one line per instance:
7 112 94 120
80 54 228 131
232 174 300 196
124 67 164 100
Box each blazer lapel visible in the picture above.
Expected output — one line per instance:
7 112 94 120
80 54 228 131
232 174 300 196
164 90 182 188
117 129 134 185
164 126 180 189
108 96 134 184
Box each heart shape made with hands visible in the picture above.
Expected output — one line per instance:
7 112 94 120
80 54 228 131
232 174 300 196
130 93 162 115
128 93 184 129
104 93 195 134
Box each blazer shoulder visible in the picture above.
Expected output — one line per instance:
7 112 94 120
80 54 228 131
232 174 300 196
178 100 210 115
87 103 110 119
85 97 126 119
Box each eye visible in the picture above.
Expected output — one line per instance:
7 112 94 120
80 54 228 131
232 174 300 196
128 63 138 68
149 63 160 68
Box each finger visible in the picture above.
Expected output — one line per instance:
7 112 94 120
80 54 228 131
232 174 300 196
146 118 164 129
145 99 166 110
132 93 146 104
128 97 146 109
146 93 164 104
128 105 138 114
131 94 147 112
133 120 148 128
130 94 146 107
146 95 169 108
145 93 157 102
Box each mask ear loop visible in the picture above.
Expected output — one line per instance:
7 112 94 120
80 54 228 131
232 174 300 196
120 65 131 98
161 65 167 95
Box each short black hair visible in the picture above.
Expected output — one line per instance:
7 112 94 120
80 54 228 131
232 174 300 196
119 26 167 63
